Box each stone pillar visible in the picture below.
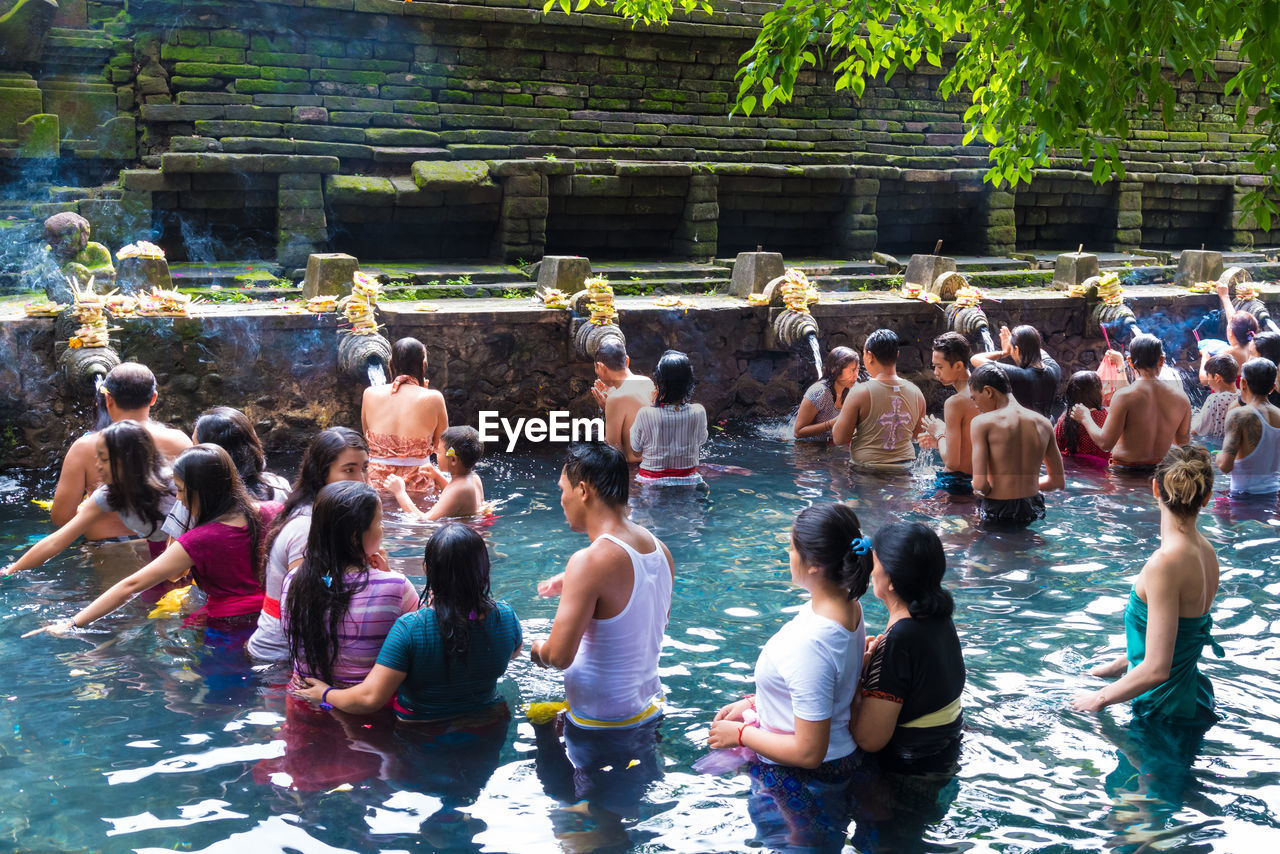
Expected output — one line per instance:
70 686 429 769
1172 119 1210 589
1230 180 1264 250
836 173 878 256
982 187 1016 255
1115 181 1143 250
278 173 327 268
674 171 718 261
493 162 551 262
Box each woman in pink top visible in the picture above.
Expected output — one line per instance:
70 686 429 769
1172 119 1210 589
24 444 279 636
281 481 418 689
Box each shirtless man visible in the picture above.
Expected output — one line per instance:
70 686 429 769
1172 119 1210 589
1070 334 1191 473
1217 358 1280 496
832 329 925 468
50 362 191 541
919 332 979 495
969 364 1065 528
1247 332 1280 407
532 442 674 729
591 340 655 462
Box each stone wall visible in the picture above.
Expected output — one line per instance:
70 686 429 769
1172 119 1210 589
2 290 1275 469
2 0 1277 274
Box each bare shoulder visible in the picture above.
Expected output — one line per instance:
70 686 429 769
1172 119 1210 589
1224 405 1256 430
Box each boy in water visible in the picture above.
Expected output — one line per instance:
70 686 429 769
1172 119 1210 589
387 426 485 520
1192 354 1238 442
969 364 1065 528
919 332 979 495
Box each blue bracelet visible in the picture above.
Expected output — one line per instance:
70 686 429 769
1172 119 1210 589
320 687 334 710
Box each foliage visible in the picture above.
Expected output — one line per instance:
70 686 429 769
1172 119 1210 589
544 0 1280 228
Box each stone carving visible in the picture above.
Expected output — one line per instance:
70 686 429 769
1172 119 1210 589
38 212 115 302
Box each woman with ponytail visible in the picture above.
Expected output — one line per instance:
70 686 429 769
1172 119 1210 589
1071 445 1222 722
281 481 417 689
854 521 965 768
247 428 369 661
709 503 869 783
294 523 523 720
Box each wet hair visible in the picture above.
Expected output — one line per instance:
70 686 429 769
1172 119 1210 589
194 407 277 501
1127 334 1164 371
263 427 367 581
822 346 859 405
791 503 872 600
653 349 695 406
1252 331 1280 364
1229 311 1259 346
1153 444 1214 518
422 523 495 672
101 362 157 410
1241 357 1278 397
932 332 972 369
1010 325 1044 370
563 442 629 508
872 522 953 618
1204 353 1239 384
173 444 264 578
968 363 1011 396
442 425 483 471
864 329 899 366
595 340 628 372
285 481 381 686
1060 371 1103 455
99 420 170 539
390 337 427 383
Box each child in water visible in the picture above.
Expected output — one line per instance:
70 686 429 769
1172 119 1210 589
1192 354 1238 442
387 426 486 520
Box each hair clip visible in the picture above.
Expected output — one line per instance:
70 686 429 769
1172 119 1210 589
321 575 333 588
849 537 872 556
445 447 456 457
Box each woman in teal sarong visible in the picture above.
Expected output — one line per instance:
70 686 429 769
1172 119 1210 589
1071 444 1223 723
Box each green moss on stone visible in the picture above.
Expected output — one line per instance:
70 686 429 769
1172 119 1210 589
411 159 492 190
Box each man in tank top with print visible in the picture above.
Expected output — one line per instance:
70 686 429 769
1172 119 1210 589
532 442 675 728
832 328 926 469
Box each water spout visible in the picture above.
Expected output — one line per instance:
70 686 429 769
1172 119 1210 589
366 357 388 387
805 332 822 379
979 328 995 353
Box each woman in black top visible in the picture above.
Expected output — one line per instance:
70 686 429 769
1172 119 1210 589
971 324 1062 417
853 521 965 769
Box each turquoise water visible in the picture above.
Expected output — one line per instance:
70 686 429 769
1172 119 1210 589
2 428 1280 852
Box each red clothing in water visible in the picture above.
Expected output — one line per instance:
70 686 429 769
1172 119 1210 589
177 502 282 618
1055 409 1109 464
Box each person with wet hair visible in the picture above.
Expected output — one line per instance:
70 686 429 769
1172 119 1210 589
794 346 860 441
591 339 656 460
281 482 417 689
1070 333 1191 473
361 336 449 493
247 427 369 662
969 364 1065 528
970 324 1062 417
1217 358 1280 496
919 332 980 494
24 444 282 637
1071 445 1222 722
3 421 176 575
387 425 487 520
49 361 191 543
1055 371 1110 465
1246 331 1280 406
854 522 965 767
1192 354 1239 442
532 442 675 730
295 523 522 720
1213 278 1259 370
629 350 708 485
709 503 869 775
833 329 926 469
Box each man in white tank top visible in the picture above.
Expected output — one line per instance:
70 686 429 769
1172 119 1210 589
532 443 675 728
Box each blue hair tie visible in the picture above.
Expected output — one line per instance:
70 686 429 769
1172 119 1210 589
321 575 333 588
850 537 872 556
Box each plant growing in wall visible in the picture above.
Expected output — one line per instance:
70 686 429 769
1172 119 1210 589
554 0 1280 229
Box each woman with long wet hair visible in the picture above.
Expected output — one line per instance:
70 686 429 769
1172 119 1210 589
629 350 708 485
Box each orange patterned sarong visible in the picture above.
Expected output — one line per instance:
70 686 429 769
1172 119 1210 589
366 429 436 493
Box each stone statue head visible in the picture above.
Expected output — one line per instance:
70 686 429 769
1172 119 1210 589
44 212 90 260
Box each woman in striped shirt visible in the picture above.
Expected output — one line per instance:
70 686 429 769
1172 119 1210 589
281 481 418 690
630 350 708 485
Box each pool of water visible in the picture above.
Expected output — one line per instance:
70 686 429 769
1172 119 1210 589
2 428 1280 852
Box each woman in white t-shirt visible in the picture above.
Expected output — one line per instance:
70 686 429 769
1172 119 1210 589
707 503 869 844
246 427 369 661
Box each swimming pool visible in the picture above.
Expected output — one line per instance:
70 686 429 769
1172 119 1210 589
2 428 1278 852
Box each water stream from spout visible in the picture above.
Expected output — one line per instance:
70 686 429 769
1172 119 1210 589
1268 318 1280 334
367 361 388 387
805 332 822 379
979 328 995 353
